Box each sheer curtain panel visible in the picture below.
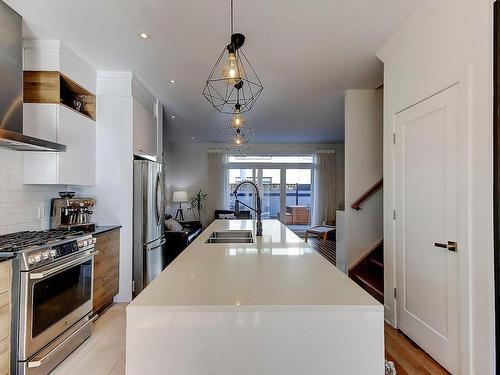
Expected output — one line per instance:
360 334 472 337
313 150 336 225
207 151 228 222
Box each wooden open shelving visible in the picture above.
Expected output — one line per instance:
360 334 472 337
24 71 96 121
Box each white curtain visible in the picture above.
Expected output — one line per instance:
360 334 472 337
312 151 336 225
207 151 228 222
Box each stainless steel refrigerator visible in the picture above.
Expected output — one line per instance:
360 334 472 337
133 160 166 297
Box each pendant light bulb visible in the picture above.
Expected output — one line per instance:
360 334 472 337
222 51 244 85
233 128 246 146
231 105 246 128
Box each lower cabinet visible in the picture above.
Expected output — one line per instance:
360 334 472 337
93 229 120 315
0 261 11 375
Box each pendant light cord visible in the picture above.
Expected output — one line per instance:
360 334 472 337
230 0 234 36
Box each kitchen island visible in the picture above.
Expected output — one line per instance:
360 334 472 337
127 220 384 374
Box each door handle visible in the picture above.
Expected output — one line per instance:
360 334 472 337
447 241 458 252
146 237 166 251
155 171 161 226
27 314 98 368
29 253 94 280
434 241 458 252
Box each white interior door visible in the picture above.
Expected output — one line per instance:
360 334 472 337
395 85 459 374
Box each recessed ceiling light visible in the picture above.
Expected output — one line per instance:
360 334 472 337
169 80 176 84
191 136 195 140
171 115 176 119
138 32 149 39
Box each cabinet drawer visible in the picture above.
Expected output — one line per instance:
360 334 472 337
96 240 119 258
94 230 119 249
94 252 119 283
0 337 9 375
93 229 120 283
0 292 9 342
0 263 10 295
93 269 119 312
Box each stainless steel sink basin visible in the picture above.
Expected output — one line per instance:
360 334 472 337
205 238 254 244
205 230 254 244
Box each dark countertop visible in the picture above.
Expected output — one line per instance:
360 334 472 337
92 225 122 236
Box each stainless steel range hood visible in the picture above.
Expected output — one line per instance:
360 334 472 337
0 1 66 152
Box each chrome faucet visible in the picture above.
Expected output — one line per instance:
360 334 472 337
233 180 262 236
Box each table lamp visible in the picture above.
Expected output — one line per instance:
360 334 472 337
172 191 189 221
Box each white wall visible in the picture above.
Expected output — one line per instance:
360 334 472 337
378 0 494 373
74 71 161 303
75 71 135 303
165 142 345 222
340 89 383 271
0 147 62 234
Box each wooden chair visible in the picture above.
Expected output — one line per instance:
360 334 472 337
305 221 336 245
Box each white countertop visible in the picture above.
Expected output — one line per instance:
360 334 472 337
129 220 381 311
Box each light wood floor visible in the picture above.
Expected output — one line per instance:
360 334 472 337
53 304 449 375
51 304 126 375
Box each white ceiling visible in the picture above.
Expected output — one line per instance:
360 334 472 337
5 0 422 143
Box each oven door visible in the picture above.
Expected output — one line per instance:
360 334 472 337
18 252 94 360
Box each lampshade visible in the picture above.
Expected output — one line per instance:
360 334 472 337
172 191 189 203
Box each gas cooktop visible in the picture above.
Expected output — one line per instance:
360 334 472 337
0 230 86 253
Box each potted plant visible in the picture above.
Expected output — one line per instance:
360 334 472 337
187 189 208 223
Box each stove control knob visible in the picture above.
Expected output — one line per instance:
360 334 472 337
92 238 97 244
33 254 42 263
83 240 89 246
27 256 36 265
49 249 57 257
42 251 50 259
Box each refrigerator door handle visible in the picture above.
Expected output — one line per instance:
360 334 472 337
154 171 160 226
146 237 166 251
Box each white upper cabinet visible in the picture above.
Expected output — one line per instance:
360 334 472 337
23 104 96 185
131 78 160 161
58 105 96 185
22 40 97 185
23 40 96 94
133 99 157 157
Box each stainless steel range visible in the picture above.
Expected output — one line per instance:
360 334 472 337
0 230 98 375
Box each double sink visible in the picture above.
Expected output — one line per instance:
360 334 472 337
205 230 254 244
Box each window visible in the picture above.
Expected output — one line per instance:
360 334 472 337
227 155 314 233
228 155 313 164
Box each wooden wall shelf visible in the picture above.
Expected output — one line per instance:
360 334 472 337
24 71 96 121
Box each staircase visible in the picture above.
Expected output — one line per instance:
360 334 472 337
348 240 384 303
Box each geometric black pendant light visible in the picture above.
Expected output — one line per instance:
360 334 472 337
203 0 263 114
219 124 255 157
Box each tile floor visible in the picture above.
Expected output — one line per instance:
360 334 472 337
51 304 126 375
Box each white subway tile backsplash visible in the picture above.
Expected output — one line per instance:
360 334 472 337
8 152 22 169
0 147 63 234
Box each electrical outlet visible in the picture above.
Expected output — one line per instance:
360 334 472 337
37 206 44 219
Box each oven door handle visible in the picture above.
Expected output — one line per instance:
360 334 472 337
29 252 95 280
27 314 98 368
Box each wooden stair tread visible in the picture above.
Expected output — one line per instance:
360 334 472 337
371 243 384 263
348 239 384 304
370 258 384 268
351 270 384 303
